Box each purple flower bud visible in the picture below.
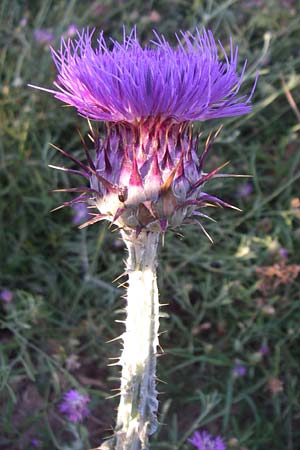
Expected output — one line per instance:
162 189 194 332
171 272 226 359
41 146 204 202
188 430 226 450
233 360 247 377
59 389 90 423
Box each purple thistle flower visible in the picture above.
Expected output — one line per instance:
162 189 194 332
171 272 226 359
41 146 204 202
233 360 247 377
36 28 256 123
59 389 90 423
32 28 256 236
0 289 14 303
188 430 226 450
259 344 270 356
279 247 288 260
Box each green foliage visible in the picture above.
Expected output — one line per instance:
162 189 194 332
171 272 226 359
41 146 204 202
1 0 300 449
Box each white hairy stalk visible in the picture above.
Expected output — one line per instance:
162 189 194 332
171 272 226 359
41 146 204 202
100 230 160 450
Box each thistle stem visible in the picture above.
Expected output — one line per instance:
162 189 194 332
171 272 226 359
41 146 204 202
112 230 160 450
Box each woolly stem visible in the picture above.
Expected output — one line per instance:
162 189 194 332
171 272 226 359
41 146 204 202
103 230 160 450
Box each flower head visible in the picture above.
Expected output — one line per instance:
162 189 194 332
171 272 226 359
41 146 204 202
40 28 256 123
59 389 90 423
188 430 226 450
34 28 256 237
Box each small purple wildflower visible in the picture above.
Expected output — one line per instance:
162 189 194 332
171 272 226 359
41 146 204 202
233 360 247 377
59 389 90 423
30 438 40 447
259 344 270 356
72 202 89 225
279 247 288 260
188 430 226 450
0 289 14 303
34 29 55 45
34 28 256 123
236 181 253 198
20 16 28 27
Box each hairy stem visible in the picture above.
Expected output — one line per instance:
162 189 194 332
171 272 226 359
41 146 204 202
103 230 160 450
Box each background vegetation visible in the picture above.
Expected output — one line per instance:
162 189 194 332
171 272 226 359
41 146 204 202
1 0 300 449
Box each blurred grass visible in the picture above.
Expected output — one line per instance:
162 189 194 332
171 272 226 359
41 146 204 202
1 0 300 449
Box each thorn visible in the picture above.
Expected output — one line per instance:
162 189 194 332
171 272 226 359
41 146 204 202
117 282 128 289
157 343 165 353
160 154 183 193
50 196 88 213
112 207 125 223
52 186 100 195
155 377 168 385
158 330 168 336
213 173 252 179
106 391 121 398
87 118 95 139
193 219 214 243
78 214 107 229
106 335 124 343
193 211 217 222
198 125 223 170
48 164 89 178
77 128 96 170
112 272 128 283
49 142 90 174
189 161 230 194
50 204 65 213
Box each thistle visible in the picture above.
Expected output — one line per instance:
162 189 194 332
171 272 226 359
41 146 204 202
31 27 256 450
